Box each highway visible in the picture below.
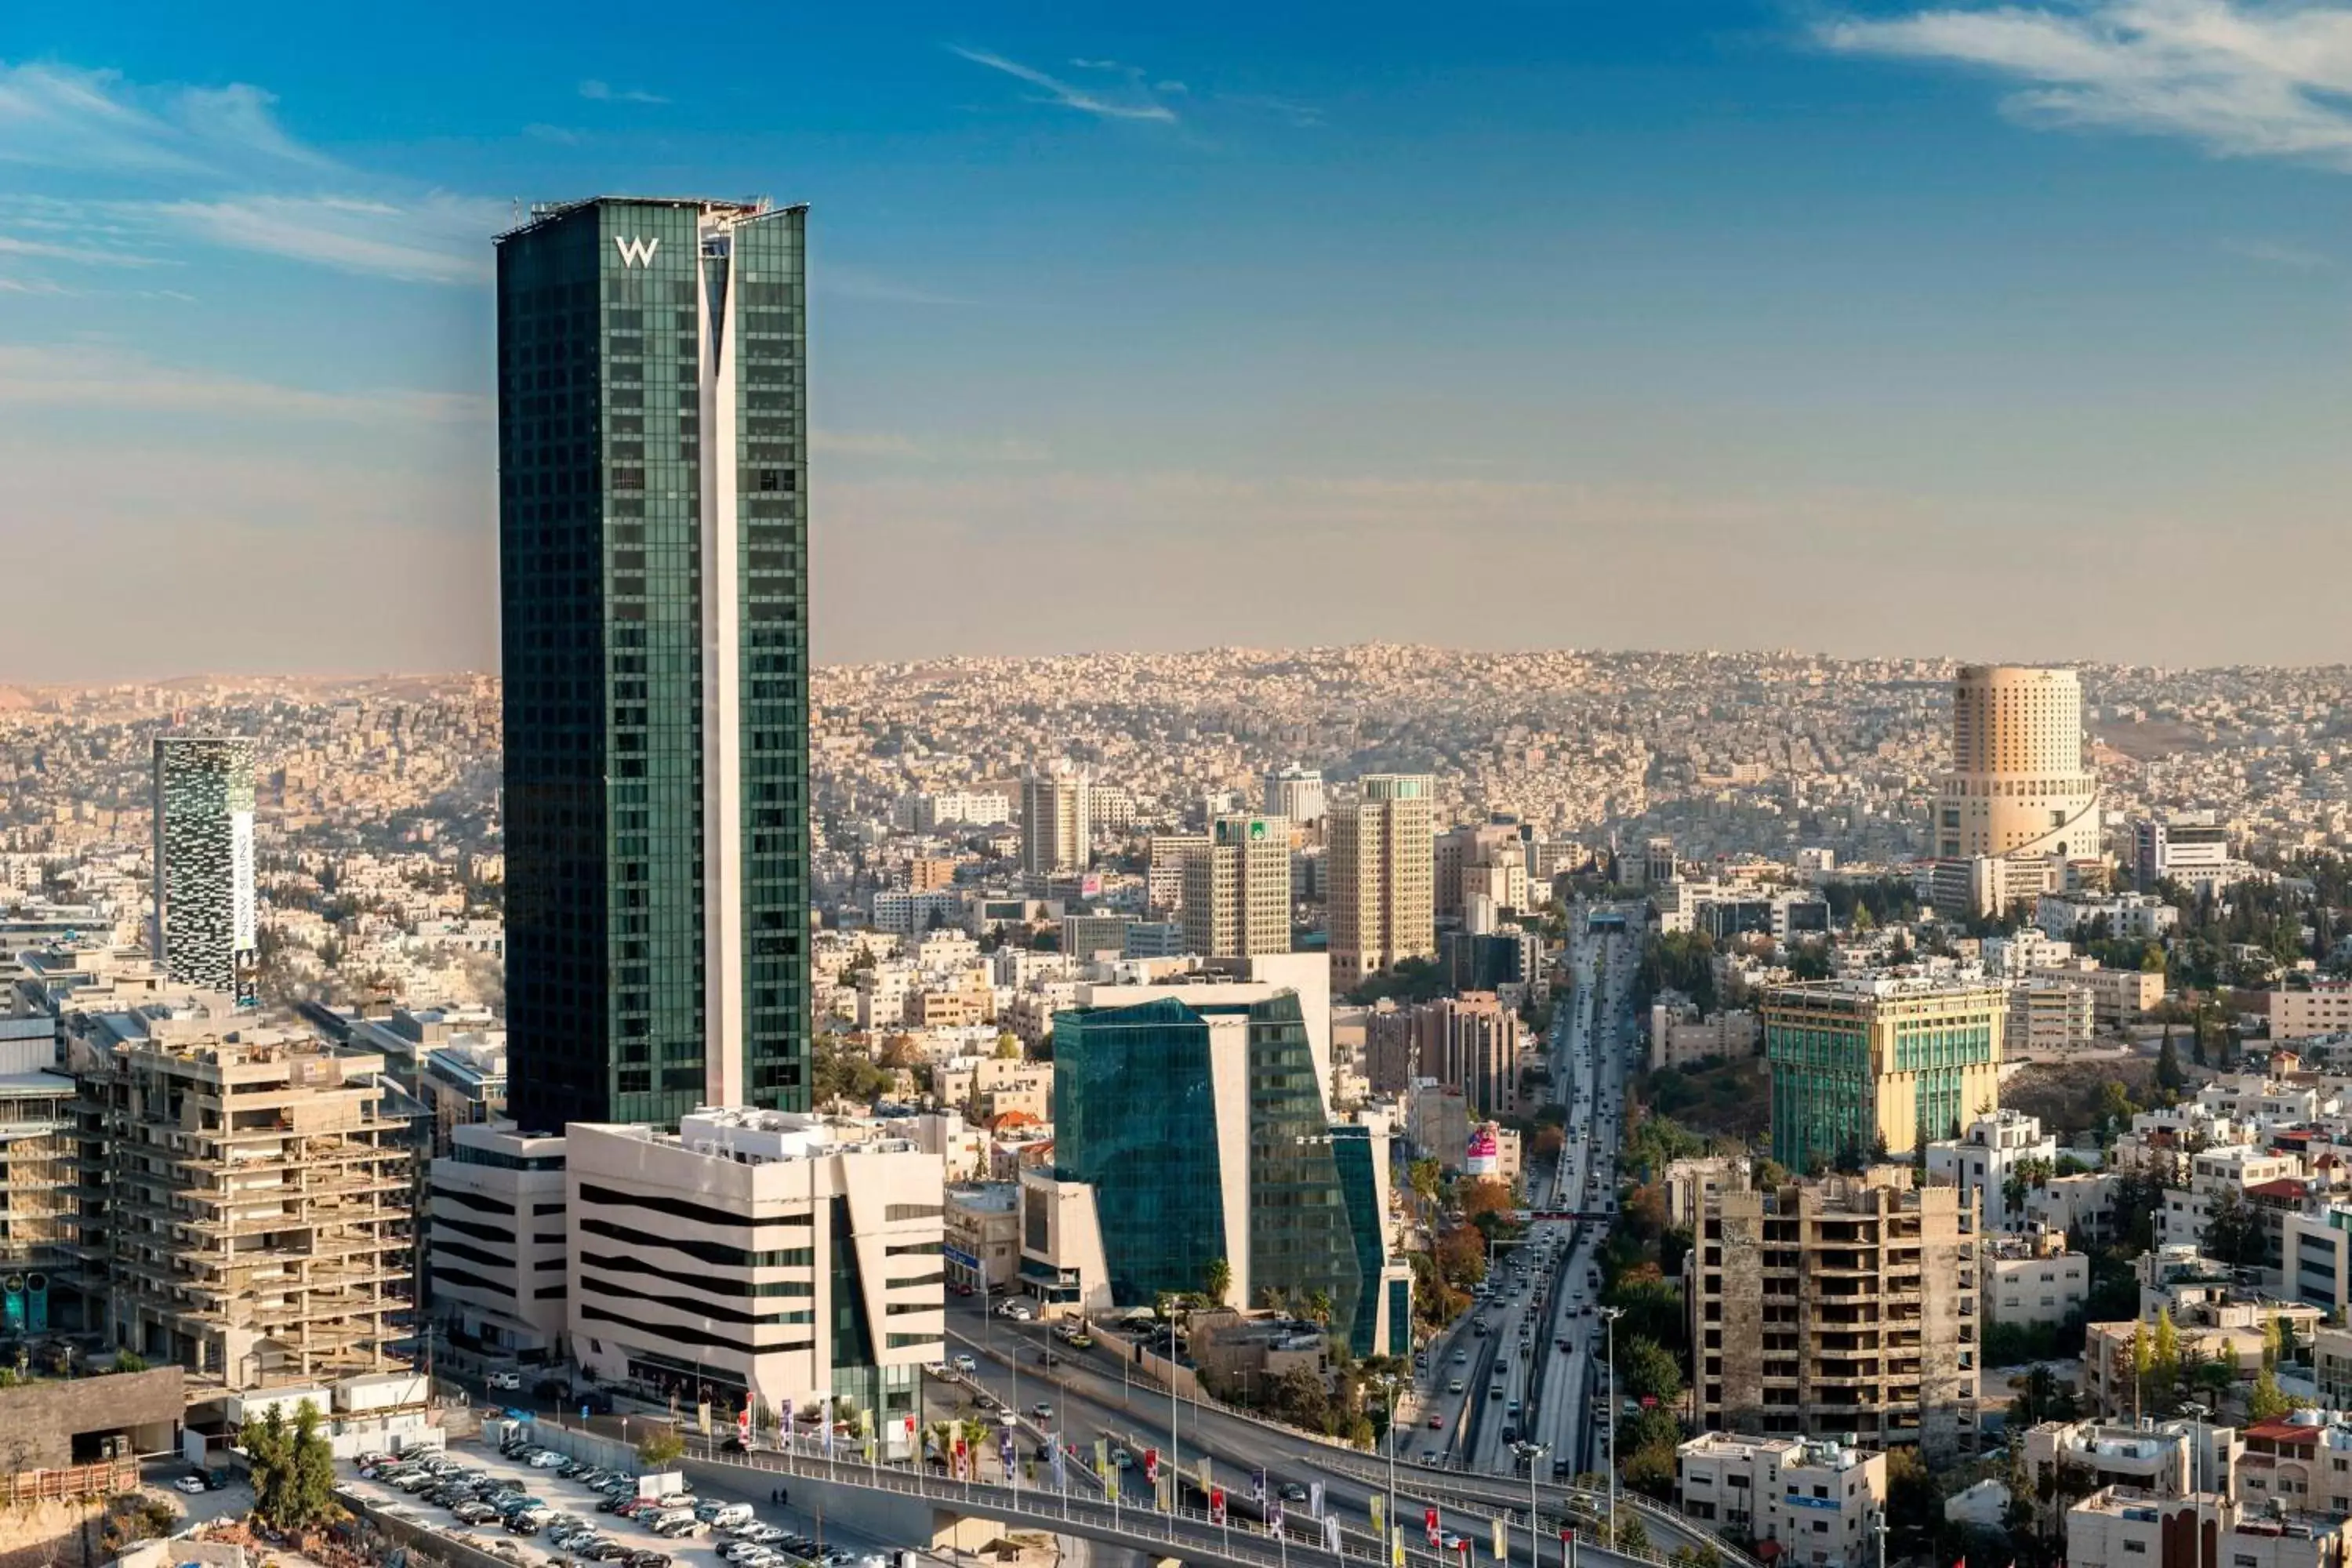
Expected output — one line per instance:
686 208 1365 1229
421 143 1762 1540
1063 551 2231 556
931 903 1649 1548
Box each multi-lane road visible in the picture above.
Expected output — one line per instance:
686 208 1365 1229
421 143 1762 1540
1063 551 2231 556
932 904 1642 1552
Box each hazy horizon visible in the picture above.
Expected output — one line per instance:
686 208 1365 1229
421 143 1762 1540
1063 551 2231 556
9 1 2352 680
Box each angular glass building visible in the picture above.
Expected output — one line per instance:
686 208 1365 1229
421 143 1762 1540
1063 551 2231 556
1052 988 1370 1345
496 197 811 1131
151 735 257 1005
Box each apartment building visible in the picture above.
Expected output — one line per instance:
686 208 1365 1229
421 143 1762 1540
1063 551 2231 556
2009 979 2099 1053
82 1013 415 1392
2030 959 2167 1029
1926 1109 2059 1231
1674 1432 1889 1568
0 1017 90 1336
564 1109 946 1433
1366 992 1525 1116
2265 985 2352 1042
426 1123 568 1363
1762 977 2005 1170
943 1183 1019 1292
1984 1231 2090 1328
1686 1166 1976 1462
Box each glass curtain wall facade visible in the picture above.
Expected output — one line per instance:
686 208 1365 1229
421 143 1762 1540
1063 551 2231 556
497 196 811 1131
1330 1124 1390 1358
151 735 258 1004
1244 995 1363 1345
1051 997 1227 1305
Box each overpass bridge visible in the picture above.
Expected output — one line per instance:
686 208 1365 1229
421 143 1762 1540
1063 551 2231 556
677 1432 1648 1568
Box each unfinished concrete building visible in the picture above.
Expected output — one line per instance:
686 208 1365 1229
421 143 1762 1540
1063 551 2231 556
1686 1164 1977 1463
80 1013 415 1392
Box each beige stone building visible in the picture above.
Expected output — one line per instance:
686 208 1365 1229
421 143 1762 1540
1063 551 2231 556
1182 815 1293 959
1326 775 1435 992
1933 664 2102 866
1686 1165 1977 1462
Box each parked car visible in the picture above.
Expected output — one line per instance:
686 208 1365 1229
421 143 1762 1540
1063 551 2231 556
529 1450 568 1469
175 1475 209 1495
488 1370 523 1391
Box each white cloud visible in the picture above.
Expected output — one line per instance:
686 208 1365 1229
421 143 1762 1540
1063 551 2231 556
2218 235 2337 266
1818 1 2352 169
0 61 501 285
0 342 485 422
578 78 667 104
948 45 1180 122
147 192 503 285
0 60 325 175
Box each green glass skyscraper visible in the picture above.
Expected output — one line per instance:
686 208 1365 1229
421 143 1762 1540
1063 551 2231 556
498 197 811 1131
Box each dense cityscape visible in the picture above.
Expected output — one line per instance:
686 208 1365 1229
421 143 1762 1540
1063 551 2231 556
6 11 2352 1568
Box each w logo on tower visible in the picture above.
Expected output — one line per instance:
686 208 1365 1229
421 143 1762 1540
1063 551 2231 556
613 235 661 267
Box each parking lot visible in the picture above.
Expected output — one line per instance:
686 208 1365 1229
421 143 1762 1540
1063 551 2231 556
338 1440 897 1568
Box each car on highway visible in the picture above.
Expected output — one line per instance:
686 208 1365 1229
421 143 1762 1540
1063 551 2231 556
952 1353 978 1374
1280 1483 1308 1502
1447 1378 1464 1394
1427 1412 1444 1428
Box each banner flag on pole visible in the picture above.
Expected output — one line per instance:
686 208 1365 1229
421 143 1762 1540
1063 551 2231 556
1310 1481 1326 1519
1324 1515 1344 1552
1392 1525 1406 1567
1269 1500 1284 1535
1370 1495 1385 1540
1494 1517 1509 1560
1051 1441 1068 1491
1252 1467 1267 1504
1426 1506 1442 1549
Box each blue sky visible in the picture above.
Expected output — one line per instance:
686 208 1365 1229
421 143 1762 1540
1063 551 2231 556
4 0 2351 678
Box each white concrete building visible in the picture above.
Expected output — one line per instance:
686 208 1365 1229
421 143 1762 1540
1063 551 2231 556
427 1123 570 1363
1675 1432 1889 1568
1927 1110 2059 1231
564 1110 946 1439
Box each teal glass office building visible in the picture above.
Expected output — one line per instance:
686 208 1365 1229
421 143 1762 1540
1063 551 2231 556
1053 992 1372 1348
498 197 811 1131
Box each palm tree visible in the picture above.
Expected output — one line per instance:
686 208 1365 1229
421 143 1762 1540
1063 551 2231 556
1203 1258 1232 1306
1305 1288 1334 1328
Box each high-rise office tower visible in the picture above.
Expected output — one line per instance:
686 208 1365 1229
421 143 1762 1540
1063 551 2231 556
497 196 811 1132
1181 815 1293 957
1326 774 1436 991
151 735 258 1005
1263 765 1326 829
1019 761 1091 877
1933 666 2100 865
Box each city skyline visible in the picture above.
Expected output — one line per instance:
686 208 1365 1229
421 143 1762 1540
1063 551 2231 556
5 1 2352 677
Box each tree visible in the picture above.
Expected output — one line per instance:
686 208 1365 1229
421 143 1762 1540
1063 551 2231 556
637 1426 688 1468
241 1399 338 1532
2247 1367 2306 1422
2156 1033 2187 1094
1884 1446 1943 1559
1620 1336 1685 1404
1304 1288 1334 1328
1613 1517 1650 1555
1203 1257 1232 1306
994 1033 1024 1060
2202 1184 2266 1269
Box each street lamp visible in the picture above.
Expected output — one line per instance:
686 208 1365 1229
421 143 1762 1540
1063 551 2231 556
1518 1441 1550 1567
1597 1305 1624 1544
1378 1371 1403 1552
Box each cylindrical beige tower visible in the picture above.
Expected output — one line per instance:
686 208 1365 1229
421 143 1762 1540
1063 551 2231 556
1933 665 2100 862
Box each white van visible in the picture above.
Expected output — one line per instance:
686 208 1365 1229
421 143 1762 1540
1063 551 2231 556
650 1508 698 1533
703 1504 754 1530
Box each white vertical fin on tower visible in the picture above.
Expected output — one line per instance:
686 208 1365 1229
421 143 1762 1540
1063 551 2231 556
700 207 746 1109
